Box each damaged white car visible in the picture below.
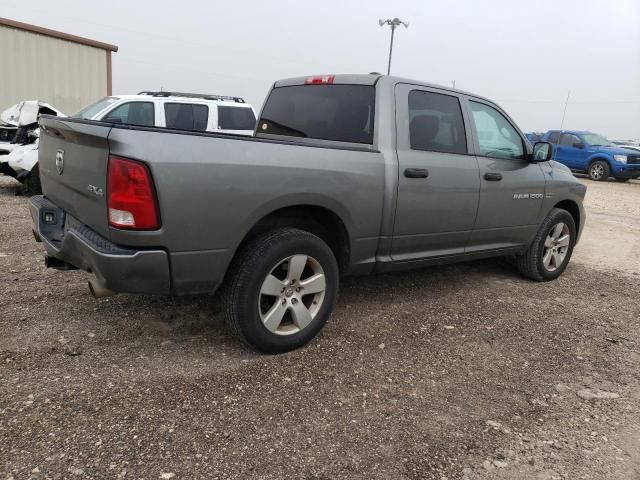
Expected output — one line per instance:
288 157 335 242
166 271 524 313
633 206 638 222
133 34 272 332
0 101 65 195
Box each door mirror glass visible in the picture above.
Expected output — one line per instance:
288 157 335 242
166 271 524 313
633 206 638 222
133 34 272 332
103 116 122 124
532 142 553 162
572 142 584 149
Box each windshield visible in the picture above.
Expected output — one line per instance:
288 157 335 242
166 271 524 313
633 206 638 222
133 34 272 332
74 97 120 119
582 133 613 147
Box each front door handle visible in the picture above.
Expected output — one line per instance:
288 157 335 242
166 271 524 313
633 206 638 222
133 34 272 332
484 172 503 181
404 168 429 179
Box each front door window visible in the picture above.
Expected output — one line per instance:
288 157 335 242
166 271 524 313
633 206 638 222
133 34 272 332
469 101 524 160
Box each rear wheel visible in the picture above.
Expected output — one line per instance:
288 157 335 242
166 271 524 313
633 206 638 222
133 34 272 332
515 208 576 281
588 160 610 181
21 165 42 196
223 228 338 353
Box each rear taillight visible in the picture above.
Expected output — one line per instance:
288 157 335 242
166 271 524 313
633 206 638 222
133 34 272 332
304 75 335 85
107 155 159 230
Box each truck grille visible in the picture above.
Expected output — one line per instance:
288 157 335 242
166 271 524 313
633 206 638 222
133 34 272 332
628 155 640 165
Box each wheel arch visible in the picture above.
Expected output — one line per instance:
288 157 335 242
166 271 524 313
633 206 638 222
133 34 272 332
553 199 580 233
587 155 612 170
233 200 352 274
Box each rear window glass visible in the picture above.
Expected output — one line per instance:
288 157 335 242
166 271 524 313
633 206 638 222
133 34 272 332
258 85 375 144
218 106 256 131
164 103 209 131
102 102 155 127
74 97 120 119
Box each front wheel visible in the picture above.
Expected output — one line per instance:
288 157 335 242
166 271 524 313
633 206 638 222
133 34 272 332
515 208 576 281
588 160 610 181
223 228 338 353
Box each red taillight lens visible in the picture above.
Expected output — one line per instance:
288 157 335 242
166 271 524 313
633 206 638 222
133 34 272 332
107 155 159 230
304 75 335 85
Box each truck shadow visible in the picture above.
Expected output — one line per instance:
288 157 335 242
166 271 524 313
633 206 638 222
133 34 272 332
106 257 522 341
0 177 22 196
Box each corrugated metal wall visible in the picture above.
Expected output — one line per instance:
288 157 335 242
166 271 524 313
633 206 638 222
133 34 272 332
0 25 107 116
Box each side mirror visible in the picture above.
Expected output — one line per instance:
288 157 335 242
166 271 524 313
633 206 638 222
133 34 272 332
532 142 553 162
103 117 123 124
572 142 584 149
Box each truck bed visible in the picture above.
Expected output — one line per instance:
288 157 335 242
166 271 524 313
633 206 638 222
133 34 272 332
38 116 387 294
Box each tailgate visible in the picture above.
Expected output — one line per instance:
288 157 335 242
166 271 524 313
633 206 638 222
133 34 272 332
39 116 111 238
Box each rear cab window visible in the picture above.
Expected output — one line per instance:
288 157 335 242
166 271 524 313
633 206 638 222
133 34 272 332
218 106 256 131
257 84 375 144
164 103 209 131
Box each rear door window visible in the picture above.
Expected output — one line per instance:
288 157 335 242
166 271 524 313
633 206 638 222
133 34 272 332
408 90 467 154
164 103 209 131
218 106 256 130
258 85 375 144
102 102 155 126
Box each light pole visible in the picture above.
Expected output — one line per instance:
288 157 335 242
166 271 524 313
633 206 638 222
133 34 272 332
379 18 409 75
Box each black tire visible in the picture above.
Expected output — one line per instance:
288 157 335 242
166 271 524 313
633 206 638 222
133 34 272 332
614 177 629 183
587 160 610 181
21 165 42 196
515 208 576 282
222 227 339 353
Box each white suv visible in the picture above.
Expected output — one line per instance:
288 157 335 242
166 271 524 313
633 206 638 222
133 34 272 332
74 91 257 136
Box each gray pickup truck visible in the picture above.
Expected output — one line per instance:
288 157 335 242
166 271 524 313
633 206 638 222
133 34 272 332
30 74 586 353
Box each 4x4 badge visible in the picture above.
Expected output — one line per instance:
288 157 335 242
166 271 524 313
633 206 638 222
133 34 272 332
55 149 64 175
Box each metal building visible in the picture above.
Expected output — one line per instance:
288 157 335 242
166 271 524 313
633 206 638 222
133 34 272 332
0 17 118 115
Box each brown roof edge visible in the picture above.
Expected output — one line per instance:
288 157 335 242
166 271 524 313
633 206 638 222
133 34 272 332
0 16 118 52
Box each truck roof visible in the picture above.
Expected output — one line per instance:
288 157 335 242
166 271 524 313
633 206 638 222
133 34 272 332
273 74 496 104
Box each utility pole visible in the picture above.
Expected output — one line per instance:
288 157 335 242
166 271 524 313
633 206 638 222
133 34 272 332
560 90 571 128
379 18 409 75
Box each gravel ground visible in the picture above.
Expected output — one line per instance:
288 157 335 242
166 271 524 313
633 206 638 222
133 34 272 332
1 176 639 480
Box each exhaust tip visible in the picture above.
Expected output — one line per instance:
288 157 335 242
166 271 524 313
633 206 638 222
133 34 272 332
44 255 78 271
88 278 115 298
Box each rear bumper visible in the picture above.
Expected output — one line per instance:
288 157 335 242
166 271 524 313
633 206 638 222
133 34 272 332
29 195 171 295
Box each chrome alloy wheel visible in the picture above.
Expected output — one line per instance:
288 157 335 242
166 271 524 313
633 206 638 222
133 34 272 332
258 255 326 335
542 222 570 272
590 163 605 180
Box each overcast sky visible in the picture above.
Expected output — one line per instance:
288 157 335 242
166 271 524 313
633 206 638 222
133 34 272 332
3 0 640 139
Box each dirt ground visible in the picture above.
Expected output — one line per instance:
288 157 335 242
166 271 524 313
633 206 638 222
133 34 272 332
1 175 639 480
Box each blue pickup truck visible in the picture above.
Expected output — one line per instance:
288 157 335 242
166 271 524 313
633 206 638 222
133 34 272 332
531 130 640 182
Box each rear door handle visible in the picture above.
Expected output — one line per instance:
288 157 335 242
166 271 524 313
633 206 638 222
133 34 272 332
404 168 429 179
484 172 503 181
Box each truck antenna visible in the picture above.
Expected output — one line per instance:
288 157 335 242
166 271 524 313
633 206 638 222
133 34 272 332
560 90 571 129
